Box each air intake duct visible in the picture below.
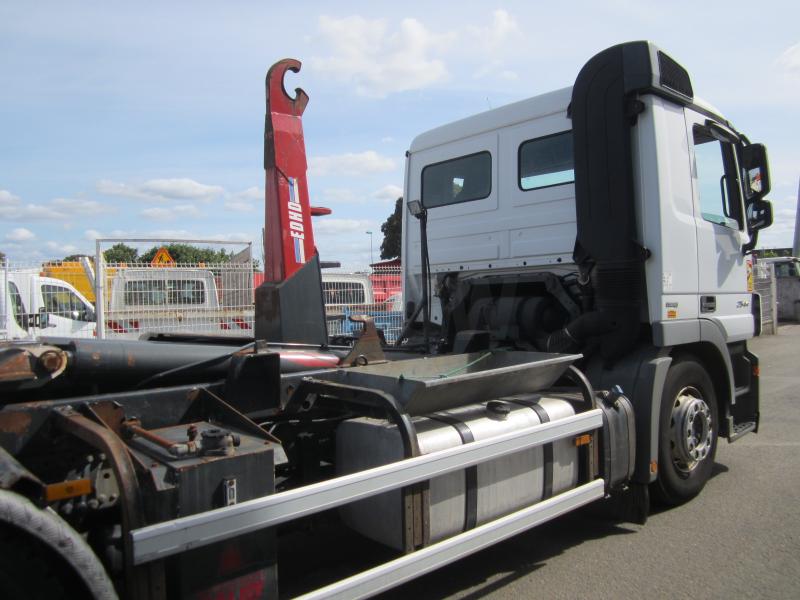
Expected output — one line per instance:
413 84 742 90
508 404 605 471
566 41 684 365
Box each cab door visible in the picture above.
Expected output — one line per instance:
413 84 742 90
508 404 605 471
685 110 753 341
39 282 96 338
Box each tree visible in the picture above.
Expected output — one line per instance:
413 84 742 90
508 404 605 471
379 197 403 260
103 243 139 264
0 250 5 264
139 243 232 264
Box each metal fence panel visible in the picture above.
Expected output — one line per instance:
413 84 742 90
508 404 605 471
754 261 777 335
323 266 403 343
98 261 255 339
3 255 405 345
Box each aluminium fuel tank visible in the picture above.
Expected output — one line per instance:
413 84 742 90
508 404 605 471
336 393 579 550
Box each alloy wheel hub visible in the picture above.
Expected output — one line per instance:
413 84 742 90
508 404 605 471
670 386 713 473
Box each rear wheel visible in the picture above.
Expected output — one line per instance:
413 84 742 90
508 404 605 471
652 357 718 505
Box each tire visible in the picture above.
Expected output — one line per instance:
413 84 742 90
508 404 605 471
0 490 118 600
651 357 719 506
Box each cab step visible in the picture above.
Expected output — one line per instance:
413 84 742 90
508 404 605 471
728 421 757 443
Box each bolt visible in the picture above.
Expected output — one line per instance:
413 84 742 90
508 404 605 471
38 350 64 373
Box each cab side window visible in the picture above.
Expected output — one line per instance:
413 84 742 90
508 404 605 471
692 126 743 229
422 152 491 209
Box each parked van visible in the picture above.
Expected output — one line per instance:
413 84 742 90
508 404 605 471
320 272 374 309
1 272 96 340
104 268 253 336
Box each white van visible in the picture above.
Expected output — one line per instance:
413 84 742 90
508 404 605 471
104 268 253 337
1 272 96 340
320 273 374 310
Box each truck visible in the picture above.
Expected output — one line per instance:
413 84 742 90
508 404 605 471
1 271 96 340
0 41 773 599
103 267 254 337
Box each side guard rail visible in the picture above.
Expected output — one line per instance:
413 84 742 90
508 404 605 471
131 408 603 565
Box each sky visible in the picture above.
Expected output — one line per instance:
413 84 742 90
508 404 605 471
1 1 798 268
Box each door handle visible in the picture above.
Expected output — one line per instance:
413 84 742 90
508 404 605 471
701 295 716 313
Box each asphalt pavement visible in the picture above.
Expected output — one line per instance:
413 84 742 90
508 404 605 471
377 324 800 599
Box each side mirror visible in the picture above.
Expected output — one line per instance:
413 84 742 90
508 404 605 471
746 199 773 232
37 308 50 329
742 198 773 254
70 310 81 320
741 143 771 200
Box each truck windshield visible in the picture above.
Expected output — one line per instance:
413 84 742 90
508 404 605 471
774 261 800 278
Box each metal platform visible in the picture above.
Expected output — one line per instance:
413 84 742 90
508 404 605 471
315 351 581 415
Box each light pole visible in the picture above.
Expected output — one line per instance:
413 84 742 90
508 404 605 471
366 231 374 266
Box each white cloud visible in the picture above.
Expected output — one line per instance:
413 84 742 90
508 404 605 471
467 11 523 81
309 151 396 177
45 241 79 254
777 42 800 73
224 187 263 212
5 227 36 241
321 188 359 204
140 204 204 221
372 184 403 201
223 201 256 213
231 187 263 201
310 16 455 97
0 189 66 221
313 218 374 236
84 229 102 241
0 190 20 205
467 10 520 55
50 197 114 216
97 178 224 202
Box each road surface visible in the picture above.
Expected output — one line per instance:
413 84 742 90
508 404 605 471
280 326 800 598
382 325 800 599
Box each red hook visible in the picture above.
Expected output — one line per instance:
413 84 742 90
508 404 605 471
265 58 309 117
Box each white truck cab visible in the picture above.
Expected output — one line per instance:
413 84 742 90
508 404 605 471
402 41 773 505
2 272 96 339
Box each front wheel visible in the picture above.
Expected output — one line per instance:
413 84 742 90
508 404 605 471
652 357 718 505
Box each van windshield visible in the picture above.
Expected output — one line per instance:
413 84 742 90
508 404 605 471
42 284 92 320
8 282 26 327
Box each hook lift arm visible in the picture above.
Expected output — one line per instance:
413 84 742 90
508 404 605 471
256 59 331 344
